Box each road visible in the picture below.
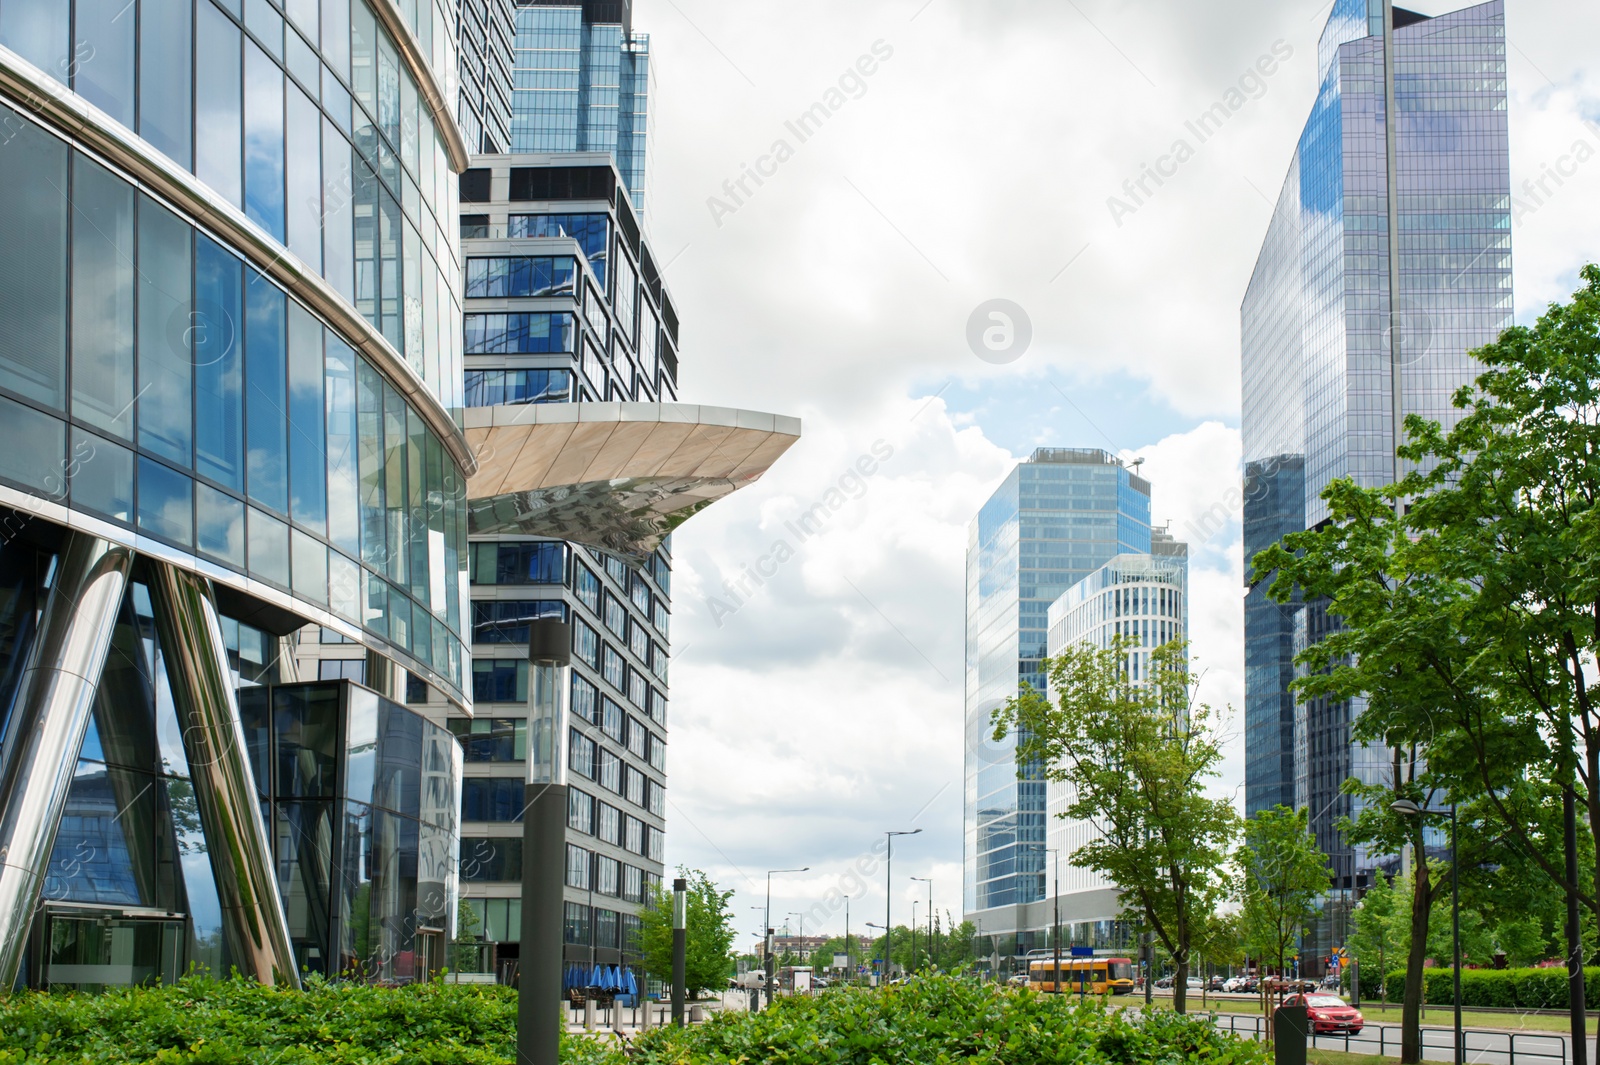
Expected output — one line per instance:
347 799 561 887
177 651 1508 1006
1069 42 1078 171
1211 1012 1598 1064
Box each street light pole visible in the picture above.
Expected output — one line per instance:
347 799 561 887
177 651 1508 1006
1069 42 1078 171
911 902 918 972
911 877 933 971
765 866 809 1007
1391 799 1462 1065
844 896 851 984
671 878 687 1027
516 618 571 1065
1050 848 1062 996
884 829 922 982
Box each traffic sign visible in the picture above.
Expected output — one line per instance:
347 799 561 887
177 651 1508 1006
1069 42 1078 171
1070 946 1095 958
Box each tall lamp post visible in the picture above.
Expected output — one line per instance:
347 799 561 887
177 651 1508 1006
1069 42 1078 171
517 618 572 1065
911 877 933 970
1049 848 1062 995
884 829 922 981
671 878 687 1027
843 895 851 985
765 866 808 1007
911 902 919 973
787 912 806 965
1392 799 1461 1065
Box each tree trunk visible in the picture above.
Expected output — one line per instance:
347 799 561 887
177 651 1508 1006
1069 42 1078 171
1401 846 1433 1065
1173 953 1188 1014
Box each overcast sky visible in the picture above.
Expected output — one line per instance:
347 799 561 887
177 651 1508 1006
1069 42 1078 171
634 0 1600 943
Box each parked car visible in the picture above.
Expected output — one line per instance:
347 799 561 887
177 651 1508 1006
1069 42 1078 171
1008 973 1029 986
729 970 767 990
1155 976 1174 989
1186 976 1203 989
1208 976 1225 991
1283 993 1365 1035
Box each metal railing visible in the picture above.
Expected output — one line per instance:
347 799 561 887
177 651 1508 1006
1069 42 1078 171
1209 1010 1570 1064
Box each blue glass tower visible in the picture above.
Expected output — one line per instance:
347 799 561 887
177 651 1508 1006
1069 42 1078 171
510 2 650 212
963 449 1153 967
1241 0 1511 935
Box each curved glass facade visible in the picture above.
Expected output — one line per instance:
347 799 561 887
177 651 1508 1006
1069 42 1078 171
0 99 468 699
0 0 465 417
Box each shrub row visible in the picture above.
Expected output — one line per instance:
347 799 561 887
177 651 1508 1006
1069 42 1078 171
1378 966 1600 1010
0 974 1269 1065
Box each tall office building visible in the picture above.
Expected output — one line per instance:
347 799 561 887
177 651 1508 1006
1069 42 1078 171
1241 0 1512 951
449 153 684 975
457 0 516 153
964 449 1156 968
0 0 476 990
1037 534 1189 952
509 1 651 212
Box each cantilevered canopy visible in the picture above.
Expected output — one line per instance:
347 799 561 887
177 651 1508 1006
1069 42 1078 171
464 403 802 562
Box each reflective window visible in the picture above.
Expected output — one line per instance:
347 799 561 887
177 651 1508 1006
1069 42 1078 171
564 844 590 889
448 717 527 762
464 312 575 354
460 837 522 882
465 256 577 298
470 542 565 585
464 369 573 407
472 599 565 644
571 674 597 723
470 659 528 703
462 778 524 822
0 115 67 409
567 788 594 834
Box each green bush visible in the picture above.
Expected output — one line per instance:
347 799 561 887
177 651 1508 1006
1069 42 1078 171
0 974 613 1065
1382 966 1600 1010
628 976 1269 1064
0 974 1269 1065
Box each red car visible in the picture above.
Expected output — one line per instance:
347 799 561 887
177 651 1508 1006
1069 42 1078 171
1283 993 1365 1034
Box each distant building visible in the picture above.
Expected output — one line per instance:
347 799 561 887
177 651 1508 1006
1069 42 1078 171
963 448 1157 970
1039 537 1190 947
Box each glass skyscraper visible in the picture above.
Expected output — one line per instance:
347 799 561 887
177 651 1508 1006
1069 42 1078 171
509 2 651 211
1241 0 1512 949
964 449 1154 967
457 0 516 153
0 0 477 991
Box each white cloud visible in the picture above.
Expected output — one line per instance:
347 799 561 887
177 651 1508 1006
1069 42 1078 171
639 0 1600 932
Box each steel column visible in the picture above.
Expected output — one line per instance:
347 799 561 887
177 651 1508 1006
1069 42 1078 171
144 563 301 988
0 533 132 991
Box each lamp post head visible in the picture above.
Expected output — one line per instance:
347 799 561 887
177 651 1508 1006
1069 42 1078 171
1391 799 1423 817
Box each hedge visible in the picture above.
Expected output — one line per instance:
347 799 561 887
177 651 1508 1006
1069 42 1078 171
1378 967 1600 1010
0 973 1270 1065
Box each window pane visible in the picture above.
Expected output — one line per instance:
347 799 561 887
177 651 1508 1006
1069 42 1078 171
196 484 246 567
321 119 354 301
248 507 290 587
137 457 194 547
244 40 286 241
195 237 244 491
138 0 193 167
0 105 67 409
69 430 133 523
74 0 135 127
287 304 327 531
0 0 68 84
282 85 323 273
328 551 360 623
137 196 193 467
0 395 64 494
291 528 327 605
196 2 243 206
70 156 136 440
245 272 288 512
320 0 348 79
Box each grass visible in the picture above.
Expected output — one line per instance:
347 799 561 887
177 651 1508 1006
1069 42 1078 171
1306 1051 1397 1065
1135 994 1579 1034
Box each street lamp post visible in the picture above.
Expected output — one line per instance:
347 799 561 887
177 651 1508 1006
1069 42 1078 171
765 867 808 1007
1049 848 1062 996
911 902 919 972
843 895 851 985
1392 800 1461 1065
884 829 922 981
911 876 933 970
516 618 571 1065
787 912 805 964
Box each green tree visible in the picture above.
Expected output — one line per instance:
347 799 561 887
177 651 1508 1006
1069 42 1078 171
995 637 1239 1014
1238 805 1330 981
1348 872 1403 1004
638 868 737 997
451 899 483 974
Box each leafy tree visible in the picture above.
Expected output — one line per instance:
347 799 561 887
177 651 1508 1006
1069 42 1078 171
638 868 737 997
1238 805 1330 981
994 636 1239 1013
1348 872 1403 1003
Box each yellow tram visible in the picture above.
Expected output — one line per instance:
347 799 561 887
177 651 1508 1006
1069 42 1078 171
1026 955 1136 995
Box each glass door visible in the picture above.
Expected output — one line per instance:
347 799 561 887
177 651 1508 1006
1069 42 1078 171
44 914 185 991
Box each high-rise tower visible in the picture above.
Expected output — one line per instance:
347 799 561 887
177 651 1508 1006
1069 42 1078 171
963 449 1156 970
1241 0 1512 953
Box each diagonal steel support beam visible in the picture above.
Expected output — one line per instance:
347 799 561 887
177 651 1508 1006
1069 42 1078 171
0 533 132 992
144 563 301 989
